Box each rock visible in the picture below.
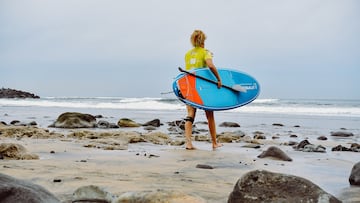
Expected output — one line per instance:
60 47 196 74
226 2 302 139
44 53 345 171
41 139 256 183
72 185 114 203
331 131 354 137
0 143 39 160
219 122 240 127
50 112 97 128
195 121 208 125
28 121 37 126
142 119 161 127
97 120 110 128
167 120 187 134
0 88 40 99
337 186 360 203
303 144 326 153
257 146 292 161
117 118 141 127
349 162 360 186
10 120 21 125
253 134 266 139
196 164 214 169
143 132 171 145
228 170 341 203
242 144 261 149
0 125 64 139
144 126 157 131
332 145 352 152
0 173 60 203
317 136 328 140
287 141 298 146
293 139 311 150
96 120 118 129
194 135 210 142
294 139 326 153
332 144 359 152
217 132 243 143
351 143 360 152
115 189 206 203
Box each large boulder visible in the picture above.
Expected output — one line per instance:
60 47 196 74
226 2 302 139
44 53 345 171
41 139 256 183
228 170 341 203
49 112 97 128
349 162 360 186
0 173 60 203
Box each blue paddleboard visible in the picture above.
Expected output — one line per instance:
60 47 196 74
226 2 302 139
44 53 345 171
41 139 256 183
172 68 260 111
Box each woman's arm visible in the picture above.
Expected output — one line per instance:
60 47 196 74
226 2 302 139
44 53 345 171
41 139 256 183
206 58 222 88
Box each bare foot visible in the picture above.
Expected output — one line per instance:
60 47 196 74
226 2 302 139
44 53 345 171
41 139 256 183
185 146 197 150
212 143 223 150
185 142 197 150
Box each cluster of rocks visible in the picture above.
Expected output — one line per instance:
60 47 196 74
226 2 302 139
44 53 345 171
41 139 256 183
1 164 360 203
0 88 40 99
293 139 327 153
332 143 360 152
47 112 163 130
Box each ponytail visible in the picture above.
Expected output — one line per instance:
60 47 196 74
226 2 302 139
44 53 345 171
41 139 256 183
190 30 207 47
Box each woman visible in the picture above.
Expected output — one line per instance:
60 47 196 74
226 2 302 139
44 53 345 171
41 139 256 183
184 30 223 150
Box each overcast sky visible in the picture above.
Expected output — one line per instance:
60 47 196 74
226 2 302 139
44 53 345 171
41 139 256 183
1 0 359 99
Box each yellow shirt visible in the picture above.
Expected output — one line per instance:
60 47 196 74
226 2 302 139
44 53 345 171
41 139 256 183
185 47 213 70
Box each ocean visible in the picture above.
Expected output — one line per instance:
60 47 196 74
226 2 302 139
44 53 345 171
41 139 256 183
1 97 359 140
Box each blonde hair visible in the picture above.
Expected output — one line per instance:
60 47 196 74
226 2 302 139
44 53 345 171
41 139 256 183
190 30 206 47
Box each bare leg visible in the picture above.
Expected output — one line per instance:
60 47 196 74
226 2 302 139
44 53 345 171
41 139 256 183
185 105 196 149
205 110 223 149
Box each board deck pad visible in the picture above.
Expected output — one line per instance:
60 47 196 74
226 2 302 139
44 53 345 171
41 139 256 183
173 68 260 111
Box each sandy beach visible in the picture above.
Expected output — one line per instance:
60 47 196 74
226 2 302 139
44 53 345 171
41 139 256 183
0 122 359 202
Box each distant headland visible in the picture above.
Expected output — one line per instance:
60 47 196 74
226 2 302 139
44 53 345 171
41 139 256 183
0 88 40 99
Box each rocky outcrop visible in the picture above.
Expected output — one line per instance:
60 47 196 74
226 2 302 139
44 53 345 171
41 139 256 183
228 170 341 203
0 173 60 203
0 88 40 98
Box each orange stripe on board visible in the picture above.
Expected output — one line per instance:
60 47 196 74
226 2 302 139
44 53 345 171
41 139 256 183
178 75 203 105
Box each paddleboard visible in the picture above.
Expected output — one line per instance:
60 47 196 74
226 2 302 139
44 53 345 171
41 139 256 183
172 68 260 111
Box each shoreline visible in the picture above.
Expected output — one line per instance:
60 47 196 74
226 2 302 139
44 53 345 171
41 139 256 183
0 122 359 202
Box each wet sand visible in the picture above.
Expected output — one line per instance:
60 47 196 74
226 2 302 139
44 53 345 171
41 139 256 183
1 129 359 202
